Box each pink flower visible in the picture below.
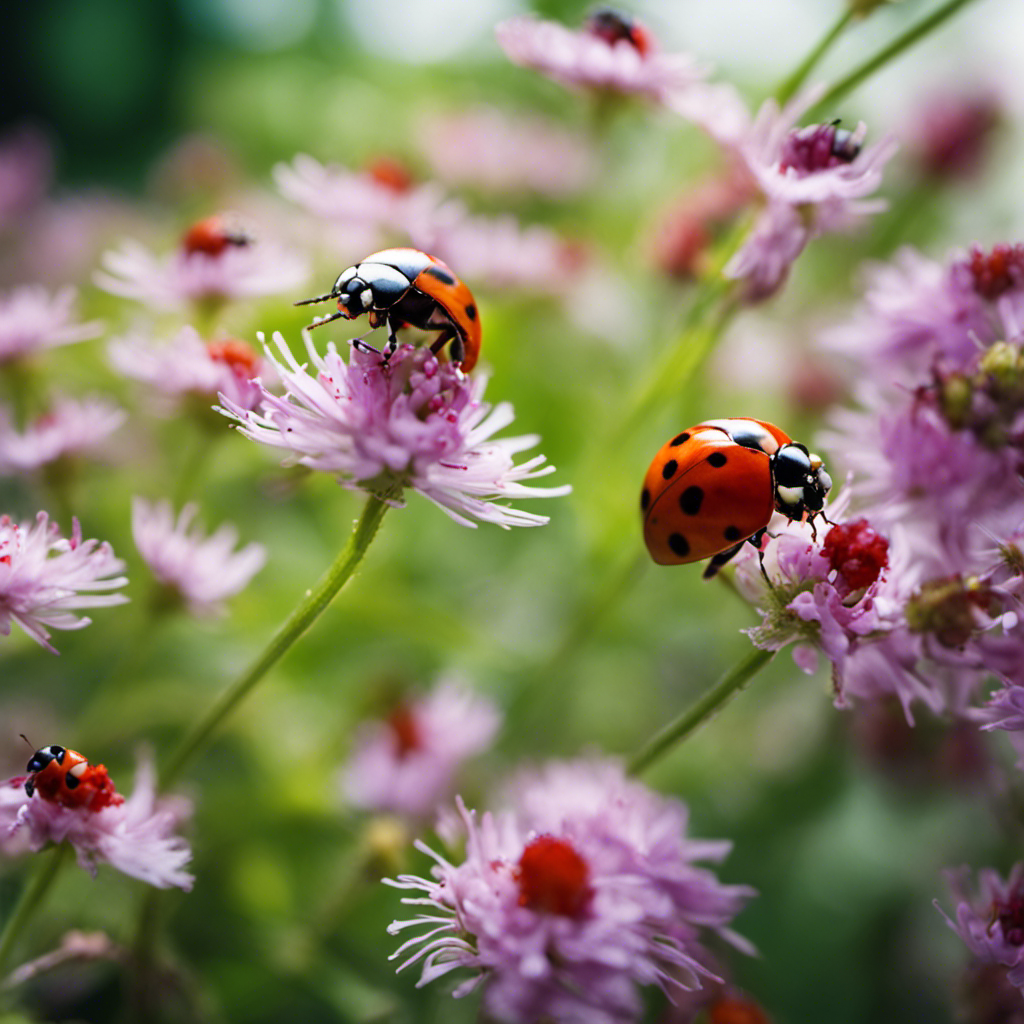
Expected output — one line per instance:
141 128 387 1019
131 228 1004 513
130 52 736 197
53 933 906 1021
385 761 752 1023
936 864 1024 995
495 14 707 102
131 498 266 617
724 90 897 301
416 107 594 196
0 754 193 890
342 679 500 817
94 225 308 311
218 335 570 529
0 395 125 474
0 286 102 365
907 88 1001 182
109 326 264 412
0 512 128 652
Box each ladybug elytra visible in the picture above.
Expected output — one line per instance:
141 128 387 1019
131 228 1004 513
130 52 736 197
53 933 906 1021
295 248 481 373
641 418 832 578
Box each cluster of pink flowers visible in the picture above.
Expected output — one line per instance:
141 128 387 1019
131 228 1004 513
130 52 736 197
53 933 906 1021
386 758 752 1023
0 285 102 365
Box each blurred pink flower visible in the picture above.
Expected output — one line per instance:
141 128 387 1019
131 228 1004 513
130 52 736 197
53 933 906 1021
0 754 193 890
417 107 594 196
0 286 102 365
0 395 125 475
131 498 266 617
94 229 308 311
0 127 52 228
495 14 707 102
109 326 264 412
0 512 128 653
725 90 897 300
385 760 752 1023
219 335 570 529
342 678 500 817
907 88 1001 182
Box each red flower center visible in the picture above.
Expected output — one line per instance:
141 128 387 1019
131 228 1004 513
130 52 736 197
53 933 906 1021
995 890 1024 946
779 123 862 174
208 338 259 378
516 835 592 917
366 156 414 194
387 704 422 758
966 243 1024 300
583 9 651 55
822 519 889 590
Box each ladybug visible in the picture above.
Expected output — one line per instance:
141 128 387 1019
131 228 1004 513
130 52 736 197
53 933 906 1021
182 214 252 257
827 119 863 163
23 743 121 811
295 248 481 373
640 418 832 579
584 8 652 55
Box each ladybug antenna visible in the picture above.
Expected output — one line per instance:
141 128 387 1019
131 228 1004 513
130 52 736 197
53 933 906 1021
293 292 337 307
19 733 34 751
304 311 349 331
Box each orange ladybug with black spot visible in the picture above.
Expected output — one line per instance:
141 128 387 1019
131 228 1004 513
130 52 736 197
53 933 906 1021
23 743 122 811
640 418 832 578
295 248 481 373
584 8 653 55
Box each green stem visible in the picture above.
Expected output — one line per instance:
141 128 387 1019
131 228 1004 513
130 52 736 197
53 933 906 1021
159 492 391 789
627 647 774 776
0 843 70 978
775 8 856 106
809 0 983 117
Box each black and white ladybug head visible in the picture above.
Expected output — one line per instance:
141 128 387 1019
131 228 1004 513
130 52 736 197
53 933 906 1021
770 444 832 521
332 261 412 317
26 744 66 774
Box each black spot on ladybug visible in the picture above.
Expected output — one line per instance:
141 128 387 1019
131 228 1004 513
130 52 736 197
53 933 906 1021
679 486 704 515
641 488 650 511
424 265 456 286
670 432 690 446
707 452 728 468
64 772 80 789
668 533 690 557
464 303 477 321
662 459 678 480
724 525 742 541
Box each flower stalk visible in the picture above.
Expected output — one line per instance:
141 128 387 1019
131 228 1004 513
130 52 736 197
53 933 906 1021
775 7 856 106
159 491 392 789
0 842 70 979
628 647 774 776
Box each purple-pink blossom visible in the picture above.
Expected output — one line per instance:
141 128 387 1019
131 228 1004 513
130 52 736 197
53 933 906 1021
936 864 1024 996
131 498 266 617
0 395 125 474
724 90 897 301
218 335 570 529
109 326 264 413
94 227 308 311
0 754 193 890
495 14 707 102
0 512 128 653
385 759 752 1024
342 678 501 818
0 286 102 365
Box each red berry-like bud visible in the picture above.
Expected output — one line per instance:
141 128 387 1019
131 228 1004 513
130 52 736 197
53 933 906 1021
822 519 889 590
366 156 414 194
516 835 591 917
386 704 422 758
207 338 259 378
966 243 1024 300
709 995 773 1024
995 887 1024 946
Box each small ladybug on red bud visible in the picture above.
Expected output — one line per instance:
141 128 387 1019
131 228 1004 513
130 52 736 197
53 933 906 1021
23 742 122 812
181 213 252 257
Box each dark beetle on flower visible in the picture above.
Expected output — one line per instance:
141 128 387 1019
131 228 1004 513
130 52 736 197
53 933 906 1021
295 247 482 373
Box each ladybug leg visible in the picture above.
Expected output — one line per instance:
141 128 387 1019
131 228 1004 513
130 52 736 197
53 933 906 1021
702 542 745 580
429 328 464 365
351 330 382 358
384 317 400 359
